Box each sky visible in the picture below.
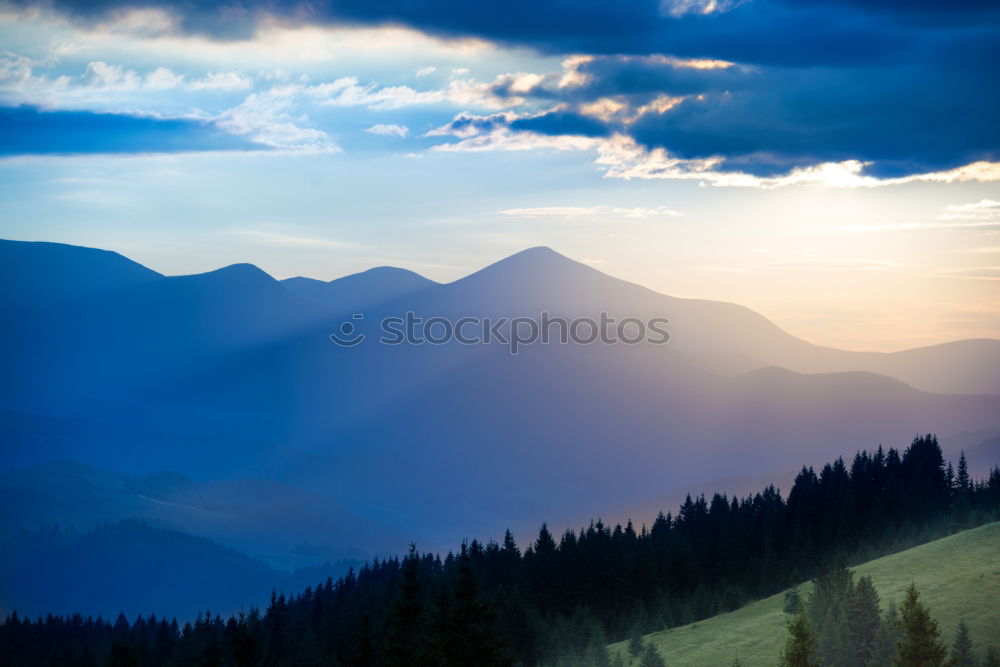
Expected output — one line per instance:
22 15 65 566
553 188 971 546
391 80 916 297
0 0 998 351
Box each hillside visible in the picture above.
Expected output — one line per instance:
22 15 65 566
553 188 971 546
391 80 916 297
609 522 1000 665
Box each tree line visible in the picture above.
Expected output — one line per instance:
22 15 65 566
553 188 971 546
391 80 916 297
2 435 999 666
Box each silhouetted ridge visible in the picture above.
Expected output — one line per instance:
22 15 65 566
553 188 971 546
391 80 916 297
282 264 437 312
0 239 162 309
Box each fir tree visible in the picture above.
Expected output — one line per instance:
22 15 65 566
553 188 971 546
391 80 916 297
957 453 971 492
808 563 853 665
384 545 426 667
448 559 508 666
783 588 802 616
951 621 977 667
848 575 882 665
894 583 948 667
780 612 820 667
871 601 903 667
628 626 645 658
639 642 666 667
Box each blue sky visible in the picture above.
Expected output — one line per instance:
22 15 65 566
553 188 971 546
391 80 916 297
0 0 998 349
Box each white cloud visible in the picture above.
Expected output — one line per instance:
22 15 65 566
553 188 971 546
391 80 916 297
189 71 253 91
933 266 1000 281
143 66 184 89
938 199 1000 221
558 55 593 89
215 87 338 152
498 205 684 220
766 258 904 271
416 66 437 77
365 123 409 137
611 206 684 218
500 207 598 217
229 229 355 249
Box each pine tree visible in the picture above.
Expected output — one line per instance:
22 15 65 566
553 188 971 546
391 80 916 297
871 601 903 667
808 563 853 665
783 588 802 616
894 583 948 667
639 642 666 667
448 559 508 666
384 546 426 667
983 646 1000 667
951 621 977 667
628 626 645 658
957 453 971 492
780 612 820 667
848 575 882 665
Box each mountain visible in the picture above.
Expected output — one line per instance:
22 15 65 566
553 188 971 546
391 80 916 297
0 239 162 311
282 266 437 314
0 239 998 549
609 521 1000 665
0 460 416 569
0 519 355 620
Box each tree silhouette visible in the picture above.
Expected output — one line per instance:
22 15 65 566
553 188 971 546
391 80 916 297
894 583 948 667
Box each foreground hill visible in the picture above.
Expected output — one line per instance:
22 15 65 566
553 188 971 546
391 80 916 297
609 521 1000 665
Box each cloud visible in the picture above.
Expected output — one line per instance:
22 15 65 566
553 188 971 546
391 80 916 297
765 257 904 271
0 105 260 156
416 66 436 77
611 206 683 218
9 0 982 67
6 0 997 183
498 205 684 219
188 71 253 91
364 123 409 137
938 199 1000 221
229 229 355 249
844 199 1000 232
500 207 597 217
214 87 338 151
429 111 1000 187
934 266 1000 281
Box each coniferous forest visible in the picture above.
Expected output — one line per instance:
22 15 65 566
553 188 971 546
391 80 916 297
3 435 1000 666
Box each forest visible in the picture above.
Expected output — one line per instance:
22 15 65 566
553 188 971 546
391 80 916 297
3 435 999 666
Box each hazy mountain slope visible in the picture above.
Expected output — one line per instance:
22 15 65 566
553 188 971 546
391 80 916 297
608 521 1000 666
0 460 417 568
0 520 355 620
299 342 1000 545
1 240 998 548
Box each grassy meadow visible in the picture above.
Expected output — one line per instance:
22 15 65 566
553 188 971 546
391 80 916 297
608 521 1000 665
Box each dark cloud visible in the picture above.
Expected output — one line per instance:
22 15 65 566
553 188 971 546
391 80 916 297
9 0 993 66
8 0 996 177
0 106 261 156
511 111 609 138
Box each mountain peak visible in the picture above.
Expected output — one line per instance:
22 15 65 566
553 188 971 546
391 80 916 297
282 264 436 311
181 263 277 285
464 246 585 278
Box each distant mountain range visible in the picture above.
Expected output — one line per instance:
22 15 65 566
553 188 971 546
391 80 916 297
1 238 998 616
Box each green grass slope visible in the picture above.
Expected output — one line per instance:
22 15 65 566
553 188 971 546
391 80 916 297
609 522 1000 665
